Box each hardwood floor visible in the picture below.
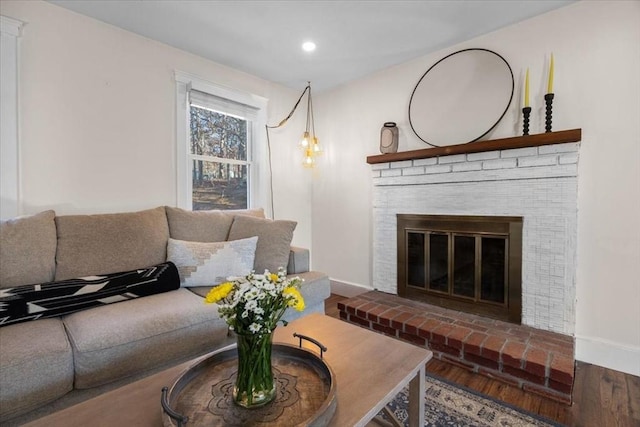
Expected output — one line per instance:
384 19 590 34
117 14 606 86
325 294 640 427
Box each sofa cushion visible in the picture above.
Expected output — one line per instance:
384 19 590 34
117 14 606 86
55 207 169 280
0 210 57 288
0 262 179 327
281 271 331 323
227 215 297 273
0 318 74 420
166 206 265 242
63 288 229 389
167 237 257 287
287 246 310 275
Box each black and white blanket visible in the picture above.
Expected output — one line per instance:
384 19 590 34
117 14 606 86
0 262 180 327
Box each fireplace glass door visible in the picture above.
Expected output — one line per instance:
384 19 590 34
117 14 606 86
428 233 448 292
407 232 508 305
398 215 521 323
453 235 476 298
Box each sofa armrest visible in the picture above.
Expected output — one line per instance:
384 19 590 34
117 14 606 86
287 247 309 274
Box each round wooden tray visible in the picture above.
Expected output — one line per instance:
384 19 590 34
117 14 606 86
161 341 336 427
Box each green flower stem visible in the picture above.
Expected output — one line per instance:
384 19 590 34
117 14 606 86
234 331 275 408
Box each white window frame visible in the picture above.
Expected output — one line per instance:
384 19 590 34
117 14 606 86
174 71 268 211
1 16 24 219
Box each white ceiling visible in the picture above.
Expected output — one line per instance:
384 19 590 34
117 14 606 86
48 0 573 92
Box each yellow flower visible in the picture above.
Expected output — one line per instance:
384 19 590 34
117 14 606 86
205 282 234 304
269 273 278 283
283 287 305 312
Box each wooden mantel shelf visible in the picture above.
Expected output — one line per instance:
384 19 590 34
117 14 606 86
366 128 582 164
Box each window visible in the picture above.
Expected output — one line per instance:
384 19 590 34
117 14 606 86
174 72 268 211
189 91 254 210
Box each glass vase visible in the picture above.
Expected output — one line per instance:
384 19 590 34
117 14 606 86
233 331 276 408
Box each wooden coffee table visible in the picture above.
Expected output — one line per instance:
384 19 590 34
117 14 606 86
25 314 432 427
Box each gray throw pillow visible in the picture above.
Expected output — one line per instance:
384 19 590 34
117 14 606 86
227 215 297 273
167 236 258 287
165 206 265 242
54 207 169 281
0 210 57 288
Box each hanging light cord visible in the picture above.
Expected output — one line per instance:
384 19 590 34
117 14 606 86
264 83 311 219
309 88 316 138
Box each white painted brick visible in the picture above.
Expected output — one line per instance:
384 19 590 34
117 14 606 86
559 152 579 164
413 157 438 166
501 147 538 158
518 155 558 168
372 142 580 335
538 142 580 154
371 163 390 171
373 166 577 187
559 163 578 175
424 164 452 174
372 170 381 178
373 170 579 334
402 166 426 176
467 150 500 161
390 160 412 169
482 158 517 170
380 168 402 177
452 162 482 172
438 154 466 164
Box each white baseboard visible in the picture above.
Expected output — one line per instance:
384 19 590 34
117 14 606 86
575 335 640 377
329 279 372 297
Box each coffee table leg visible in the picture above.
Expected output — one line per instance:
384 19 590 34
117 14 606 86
408 364 425 427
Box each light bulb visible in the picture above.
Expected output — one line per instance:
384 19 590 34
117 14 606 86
302 41 316 52
312 137 322 155
303 148 315 168
300 131 310 148
303 156 315 168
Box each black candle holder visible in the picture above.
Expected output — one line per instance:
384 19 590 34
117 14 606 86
522 107 532 136
545 93 554 133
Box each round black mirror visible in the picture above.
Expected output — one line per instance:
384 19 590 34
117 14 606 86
408 48 514 147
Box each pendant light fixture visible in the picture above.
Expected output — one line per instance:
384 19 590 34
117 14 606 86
267 82 322 168
300 82 322 167
264 82 321 217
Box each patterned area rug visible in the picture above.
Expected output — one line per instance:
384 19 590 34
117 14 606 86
377 375 563 427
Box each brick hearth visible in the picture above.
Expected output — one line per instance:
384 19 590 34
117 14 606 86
337 291 575 404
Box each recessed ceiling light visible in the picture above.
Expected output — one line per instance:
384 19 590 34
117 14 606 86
302 41 316 52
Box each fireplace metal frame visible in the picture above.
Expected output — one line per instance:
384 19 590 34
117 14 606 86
397 214 522 324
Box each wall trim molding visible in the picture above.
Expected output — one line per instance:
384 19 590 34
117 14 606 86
329 279 371 297
575 334 640 377
1 15 25 219
1 15 24 36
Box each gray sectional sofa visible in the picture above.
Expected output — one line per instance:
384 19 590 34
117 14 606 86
0 206 330 425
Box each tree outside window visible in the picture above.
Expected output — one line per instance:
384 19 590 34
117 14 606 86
189 106 249 210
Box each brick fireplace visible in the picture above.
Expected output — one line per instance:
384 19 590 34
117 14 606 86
370 131 581 336
340 130 582 403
